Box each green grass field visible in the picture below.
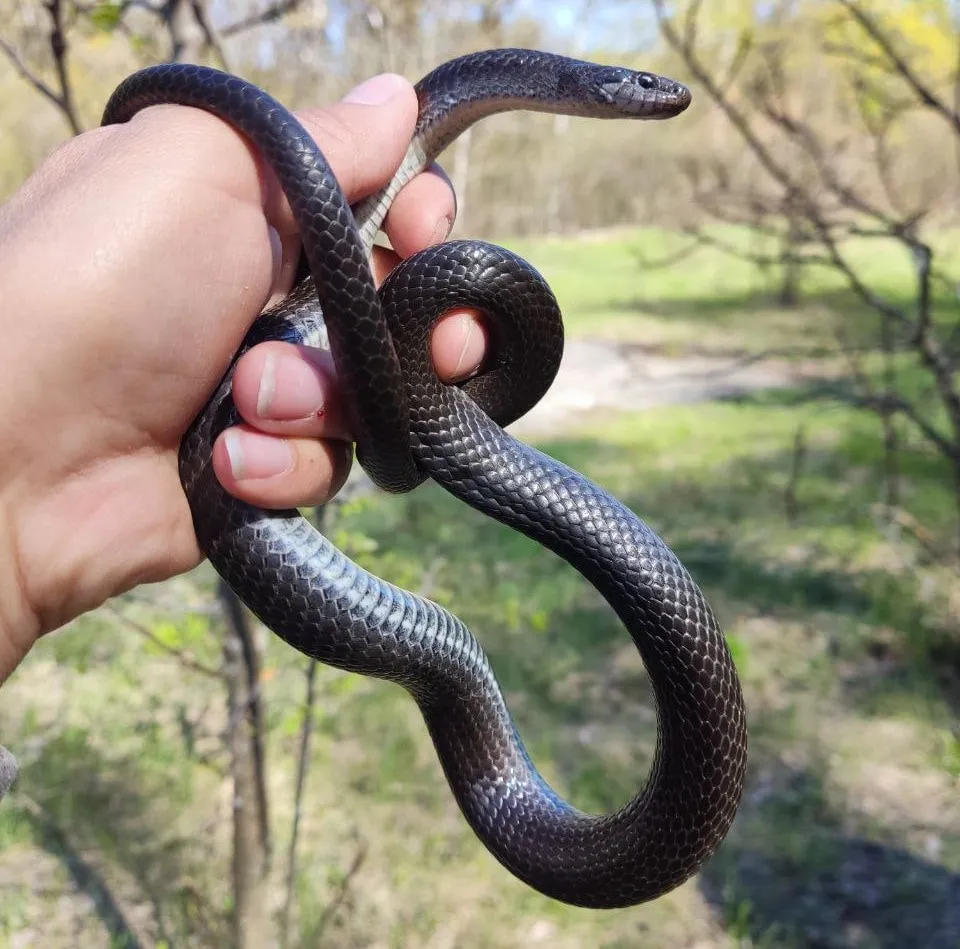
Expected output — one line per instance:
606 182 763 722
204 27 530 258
513 226 960 354
1 228 957 949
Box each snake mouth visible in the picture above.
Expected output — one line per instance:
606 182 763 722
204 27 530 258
660 82 692 117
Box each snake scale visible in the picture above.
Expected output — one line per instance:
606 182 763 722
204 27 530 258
102 49 747 909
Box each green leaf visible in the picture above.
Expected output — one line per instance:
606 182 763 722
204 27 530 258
88 1 123 31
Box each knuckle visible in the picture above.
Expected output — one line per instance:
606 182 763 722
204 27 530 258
298 109 360 193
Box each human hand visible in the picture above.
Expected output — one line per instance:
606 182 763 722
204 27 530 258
0 73 487 680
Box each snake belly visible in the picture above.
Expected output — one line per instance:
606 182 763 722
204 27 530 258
102 49 747 909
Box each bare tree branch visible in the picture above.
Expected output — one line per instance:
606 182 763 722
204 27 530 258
0 0 81 134
679 224 832 269
0 36 60 106
835 0 960 137
45 0 78 128
220 583 272 949
189 0 232 70
221 0 306 38
654 0 960 554
220 581 271 865
13 794 150 949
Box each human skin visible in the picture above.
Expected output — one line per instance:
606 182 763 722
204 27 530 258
0 73 487 682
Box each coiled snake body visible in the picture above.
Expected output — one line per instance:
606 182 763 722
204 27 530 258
102 49 747 909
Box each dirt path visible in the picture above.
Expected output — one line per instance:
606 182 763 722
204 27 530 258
510 337 827 437
338 338 827 496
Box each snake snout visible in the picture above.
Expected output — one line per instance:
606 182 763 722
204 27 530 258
602 70 692 118
641 74 692 118
666 80 693 113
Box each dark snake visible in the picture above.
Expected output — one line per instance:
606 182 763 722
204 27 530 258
101 49 747 909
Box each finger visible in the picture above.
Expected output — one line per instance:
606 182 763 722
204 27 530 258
270 128 454 304
372 244 487 384
233 301 486 449
383 163 457 258
125 74 424 306
371 245 402 284
262 75 420 251
431 310 488 382
231 342 351 439
212 426 353 509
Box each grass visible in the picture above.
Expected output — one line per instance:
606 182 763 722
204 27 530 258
1 226 958 948
511 225 960 354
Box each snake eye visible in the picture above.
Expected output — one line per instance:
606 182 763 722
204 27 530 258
637 74 657 90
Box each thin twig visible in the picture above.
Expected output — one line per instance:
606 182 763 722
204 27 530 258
279 658 318 949
45 0 79 132
784 424 807 525
219 580 271 863
631 235 705 272
306 840 369 943
679 224 832 269
13 794 149 949
189 0 232 71
221 0 305 38
104 604 222 679
0 29 80 134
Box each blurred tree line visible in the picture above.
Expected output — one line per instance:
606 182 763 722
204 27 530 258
2 1 958 238
7 0 953 540
0 0 685 235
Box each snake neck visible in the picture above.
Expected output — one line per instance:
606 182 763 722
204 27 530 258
415 47 690 153
353 138 429 251
416 49 640 154
350 50 590 249
353 49 690 249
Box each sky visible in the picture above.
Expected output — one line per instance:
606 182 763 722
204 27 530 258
305 0 657 62
509 0 660 52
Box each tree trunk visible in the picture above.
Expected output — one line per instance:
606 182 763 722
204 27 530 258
778 211 803 307
221 580 272 949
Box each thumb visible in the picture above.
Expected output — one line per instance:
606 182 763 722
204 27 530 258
261 73 418 236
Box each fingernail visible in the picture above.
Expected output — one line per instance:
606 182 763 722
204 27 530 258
266 225 283 281
342 73 408 106
256 351 325 421
225 430 294 481
450 313 481 381
256 351 278 417
430 213 454 246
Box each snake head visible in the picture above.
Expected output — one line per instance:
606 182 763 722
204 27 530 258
589 66 692 119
